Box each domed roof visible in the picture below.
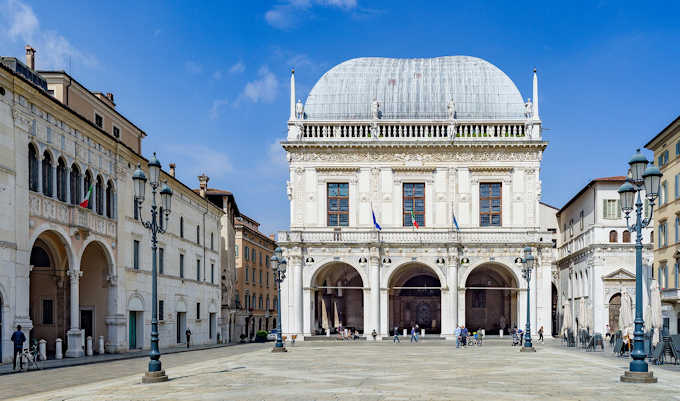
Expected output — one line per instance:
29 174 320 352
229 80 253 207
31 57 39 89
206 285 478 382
303 56 526 121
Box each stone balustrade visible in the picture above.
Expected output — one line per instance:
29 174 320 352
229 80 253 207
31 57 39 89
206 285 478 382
293 120 534 141
29 192 116 238
277 228 549 246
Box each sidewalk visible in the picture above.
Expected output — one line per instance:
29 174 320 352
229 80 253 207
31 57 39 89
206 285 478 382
0 341 242 376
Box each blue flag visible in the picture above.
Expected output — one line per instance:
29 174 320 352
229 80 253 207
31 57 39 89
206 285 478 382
453 212 460 231
372 208 382 231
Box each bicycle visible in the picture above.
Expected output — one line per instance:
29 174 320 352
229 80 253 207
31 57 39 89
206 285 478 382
20 344 42 371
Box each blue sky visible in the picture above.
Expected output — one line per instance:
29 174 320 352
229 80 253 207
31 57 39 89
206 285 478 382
2 1 679 233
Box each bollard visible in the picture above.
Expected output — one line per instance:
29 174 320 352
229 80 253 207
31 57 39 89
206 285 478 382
403 329 407 336
421 328 425 337
98 336 105 354
86 336 93 356
325 328 330 337
499 329 504 338
55 338 63 359
38 339 47 361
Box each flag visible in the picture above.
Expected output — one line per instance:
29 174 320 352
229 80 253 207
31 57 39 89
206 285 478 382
453 212 460 232
80 183 94 208
372 206 382 231
410 210 419 229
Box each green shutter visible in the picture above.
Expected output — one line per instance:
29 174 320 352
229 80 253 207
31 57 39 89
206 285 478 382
616 200 621 218
602 199 607 219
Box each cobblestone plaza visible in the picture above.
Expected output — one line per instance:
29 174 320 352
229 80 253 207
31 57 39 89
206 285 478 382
2 340 679 400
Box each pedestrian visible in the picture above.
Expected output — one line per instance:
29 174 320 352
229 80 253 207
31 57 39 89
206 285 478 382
410 326 417 343
461 326 468 346
11 325 26 371
538 326 544 343
455 325 461 348
393 326 400 343
185 327 192 348
371 329 377 341
415 324 420 341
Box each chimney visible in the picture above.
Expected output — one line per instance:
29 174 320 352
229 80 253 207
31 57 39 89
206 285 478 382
198 173 209 198
268 234 275 241
25 45 36 70
106 92 115 105
169 163 176 177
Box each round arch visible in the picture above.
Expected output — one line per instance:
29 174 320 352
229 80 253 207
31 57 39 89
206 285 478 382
608 292 622 332
307 259 368 289
79 240 114 342
310 261 365 335
388 262 442 334
464 262 520 334
461 261 520 289
29 225 75 269
78 238 115 276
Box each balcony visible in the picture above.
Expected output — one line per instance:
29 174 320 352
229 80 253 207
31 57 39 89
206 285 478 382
29 192 116 238
661 288 680 303
277 228 550 246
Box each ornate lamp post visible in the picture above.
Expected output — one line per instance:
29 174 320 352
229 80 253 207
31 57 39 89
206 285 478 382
271 247 287 352
519 246 536 352
133 153 173 383
618 149 661 383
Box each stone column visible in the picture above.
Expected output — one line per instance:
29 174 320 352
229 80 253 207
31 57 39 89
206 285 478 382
302 288 312 336
102 182 107 216
290 255 303 336
362 288 371 337
65 166 71 203
442 255 458 338
65 268 84 358
104 274 125 353
369 256 380 339
37 155 42 193
51 161 57 198
531 261 538 337
380 288 389 338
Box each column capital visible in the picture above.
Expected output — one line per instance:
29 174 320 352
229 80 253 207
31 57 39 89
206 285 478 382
67 269 83 280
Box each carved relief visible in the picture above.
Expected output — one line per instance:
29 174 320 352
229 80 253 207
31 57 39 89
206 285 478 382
289 148 541 163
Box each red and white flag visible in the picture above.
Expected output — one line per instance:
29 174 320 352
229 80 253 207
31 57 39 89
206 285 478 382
80 183 94 208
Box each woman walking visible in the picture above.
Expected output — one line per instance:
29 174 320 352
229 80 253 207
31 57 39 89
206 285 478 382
538 326 544 343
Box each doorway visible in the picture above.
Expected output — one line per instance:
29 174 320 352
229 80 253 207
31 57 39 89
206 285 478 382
209 313 216 341
176 312 186 344
129 311 137 349
465 264 518 334
80 309 94 342
389 264 442 334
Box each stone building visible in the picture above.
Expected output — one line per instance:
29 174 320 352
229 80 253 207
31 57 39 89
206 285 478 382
234 214 278 340
645 115 680 335
0 47 221 362
277 56 556 340
556 177 652 336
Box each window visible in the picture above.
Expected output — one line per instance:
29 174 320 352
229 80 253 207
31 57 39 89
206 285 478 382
211 233 214 251
134 198 139 220
95 113 103 128
42 299 53 324
84 171 93 210
569 219 574 237
252 249 256 262
327 183 349 226
609 230 618 243
259 270 263 286
659 221 668 248
106 180 114 218
245 267 249 282
245 246 249 261
235 245 239 257
57 158 67 201
273 297 278 311
659 150 669 167
113 126 120 138
265 255 269 267
267 271 270 288
133 240 140 269
197 303 201 320
252 294 256 310
252 268 255 282
28 144 39 191
623 230 631 243
159 300 164 321
180 254 184 278
479 183 501 227
676 217 680 244
196 259 201 281
211 263 214 284
676 141 680 157
603 199 620 219
95 176 103 215
676 262 679 289
70 164 81 205
42 151 52 197
258 295 263 309
180 217 184 238
266 295 270 310
245 291 250 309
579 210 584 230
403 183 425 227
259 252 262 266
676 174 680 200
197 225 200 244
159 247 164 274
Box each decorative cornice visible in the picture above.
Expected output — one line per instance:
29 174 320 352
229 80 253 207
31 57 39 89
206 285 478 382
392 167 436 172
316 166 360 172
469 166 514 173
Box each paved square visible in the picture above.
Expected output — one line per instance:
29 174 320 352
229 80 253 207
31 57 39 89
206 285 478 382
6 340 680 400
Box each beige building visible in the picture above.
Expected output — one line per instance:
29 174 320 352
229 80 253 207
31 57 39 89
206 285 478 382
234 215 277 340
0 46 222 362
645 115 680 335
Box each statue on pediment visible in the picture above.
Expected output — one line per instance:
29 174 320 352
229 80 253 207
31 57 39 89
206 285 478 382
295 99 304 119
525 98 533 119
447 98 456 120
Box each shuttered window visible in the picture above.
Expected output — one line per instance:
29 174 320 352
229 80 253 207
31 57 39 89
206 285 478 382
602 199 621 220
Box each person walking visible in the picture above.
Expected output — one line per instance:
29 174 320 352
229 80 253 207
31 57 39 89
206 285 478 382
538 326 544 343
393 326 400 343
371 329 377 341
415 324 420 341
455 325 461 348
410 326 417 343
11 325 26 371
461 326 468 347
185 327 192 348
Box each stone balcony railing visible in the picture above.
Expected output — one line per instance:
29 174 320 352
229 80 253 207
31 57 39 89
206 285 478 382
29 191 116 238
661 288 680 302
277 228 552 246
290 119 538 142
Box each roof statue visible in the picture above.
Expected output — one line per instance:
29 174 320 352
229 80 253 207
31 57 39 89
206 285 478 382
303 56 526 120
295 99 304 119
447 99 456 120
525 98 533 119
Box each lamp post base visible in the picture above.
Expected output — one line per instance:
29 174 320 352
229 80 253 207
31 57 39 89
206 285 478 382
272 346 288 353
520 346 536 353
620 370 657 383
142 370 168 383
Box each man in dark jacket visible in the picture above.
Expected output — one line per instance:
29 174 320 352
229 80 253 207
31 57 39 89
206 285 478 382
11 325 26 371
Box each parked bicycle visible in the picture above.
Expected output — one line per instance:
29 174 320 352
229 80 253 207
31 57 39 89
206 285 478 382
19 342 42 371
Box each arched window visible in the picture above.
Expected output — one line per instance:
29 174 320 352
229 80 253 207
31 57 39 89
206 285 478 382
266 295 270 310
622 230 631 243
251 294 256 310
609 230 618 243
28 144 39 191
83 171 93 209
180 217 184 238
70 164 81 204
95 175 103 215
106 180 114 218
42 151 53 196
56 158 67 201
258 295 263 310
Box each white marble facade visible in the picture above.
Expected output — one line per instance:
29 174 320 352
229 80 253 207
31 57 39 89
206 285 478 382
277 57 556 339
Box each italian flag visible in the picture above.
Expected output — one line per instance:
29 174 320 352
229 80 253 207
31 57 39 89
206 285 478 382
410 210 419 229
80 183 93 208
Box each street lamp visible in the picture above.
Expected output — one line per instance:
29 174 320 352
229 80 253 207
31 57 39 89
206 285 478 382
271 247 287 352
617 149 660 383
519 246 536 352
133 153 173 384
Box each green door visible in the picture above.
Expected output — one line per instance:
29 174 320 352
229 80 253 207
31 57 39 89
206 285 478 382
129 312 137 349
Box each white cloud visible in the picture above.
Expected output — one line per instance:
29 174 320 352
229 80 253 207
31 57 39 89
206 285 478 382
240 66 279 103
209 98 230 120
229 61 245 74
160 144 233 180
265 0 357 30
1 0 98 70
184 60 203 74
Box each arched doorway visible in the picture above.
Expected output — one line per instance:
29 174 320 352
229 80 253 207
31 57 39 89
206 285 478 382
609 293 621 332
552 283 558 336
312 263 364 334
465 264 518 334
389 264 441 334
79 241 111 351
29 231 71 355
